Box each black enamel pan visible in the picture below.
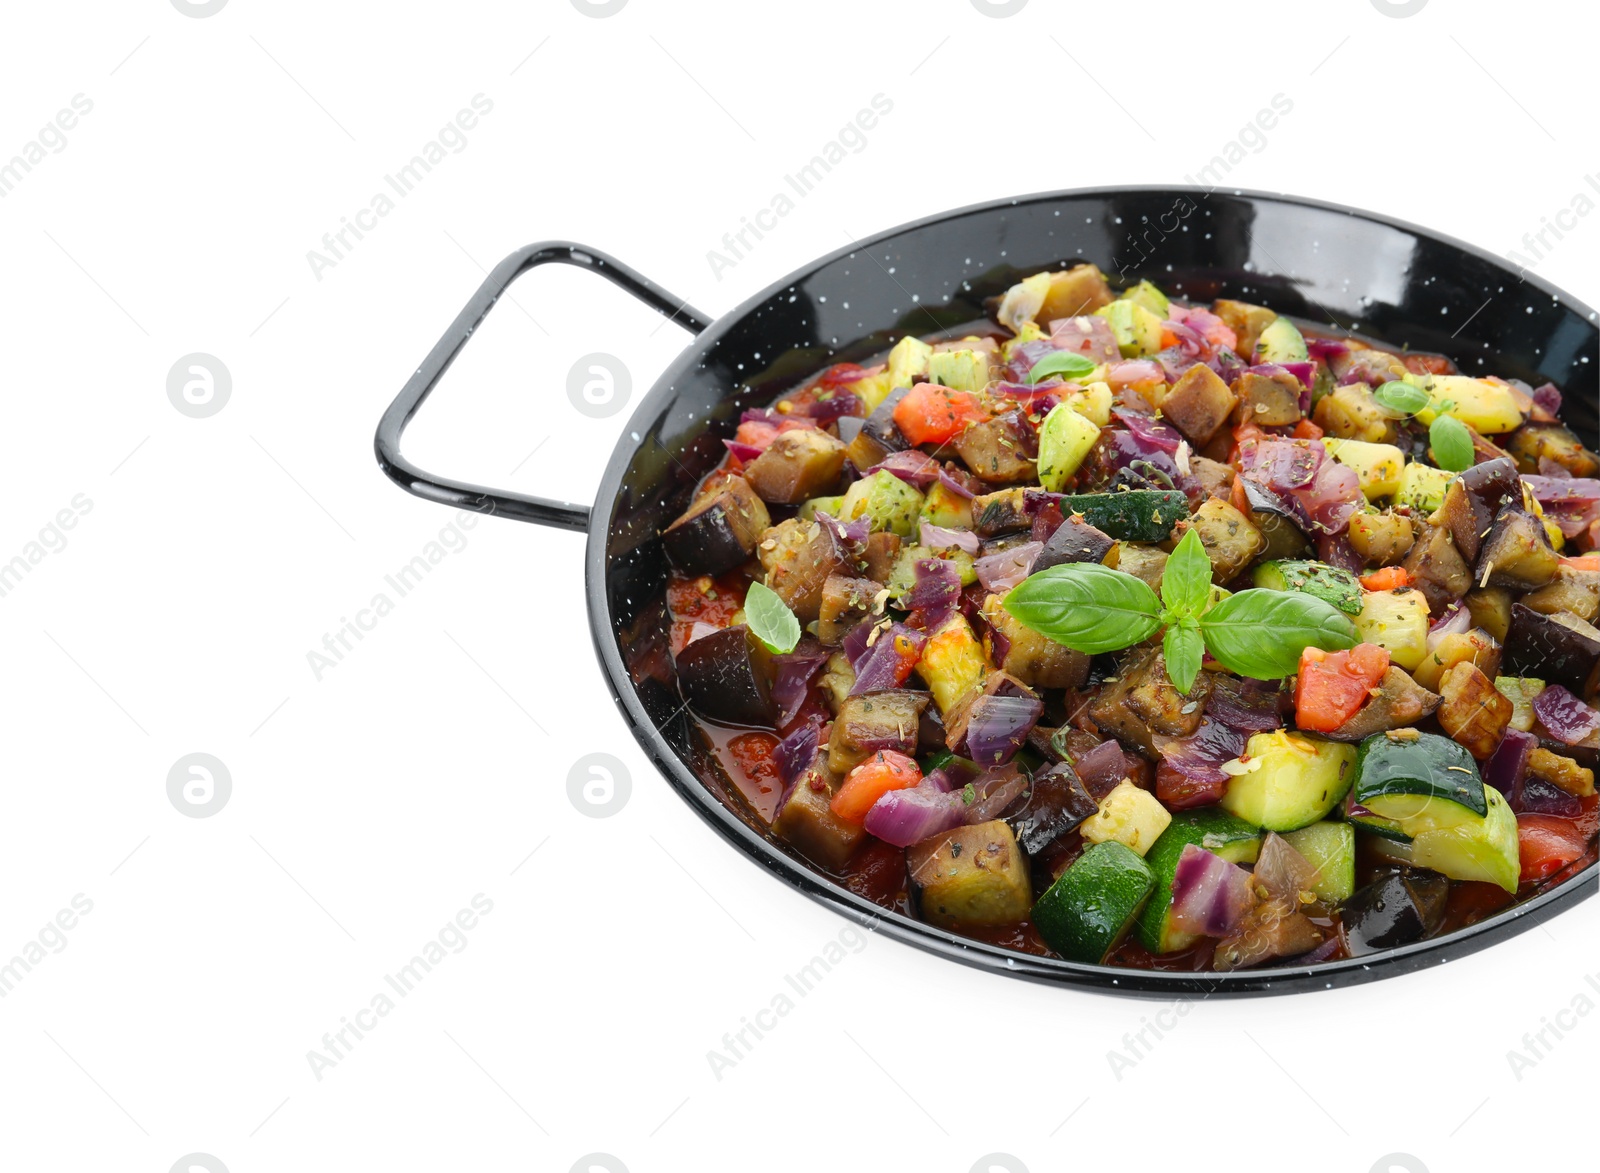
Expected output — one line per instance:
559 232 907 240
376 187 1598 996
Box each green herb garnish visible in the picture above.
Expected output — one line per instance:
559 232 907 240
743 580 802 655
1027 351 1098 385
1429 414 1475 472
1373 380 1430 415
1003 529 1357 690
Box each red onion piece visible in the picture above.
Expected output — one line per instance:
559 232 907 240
919 520 980 555
1107 359 1167 390
799 391 862 422
1253 833 1320 905
1169 844 1256 937
1426 601 1472 651
774 719 823 797
723 438 765 462
962 762 1031 822
1532 382 1563 415
1486 727 1538 806
962 696 1044 766
771 639 831 729
904 559 961 631
847 623 927 696
863 781 966 847
1532 684 1600 745
1516 778 1583 817
1073 740 1131 798
867 449 942 488
1114 408 1185 454
975 542 1043 593
1047 315 1122 363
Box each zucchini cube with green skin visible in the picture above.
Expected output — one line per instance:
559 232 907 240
1395 462 1454 513
885 335 932 388
1036 401 1102 491
1095 299 1165 357
1219 730 1357 832
1494 676 1546 732
908 820 1031 929
838 470 924 538
1069 490 1190 543
1350 730 1486 832
1281 822 1356 903
926 348 991 394
1255 316 1309 364
1411 784 1519 893
1119 279 1171 319
1251 559 1363 615
1033 841 1155 963
919 480 973 530
1136 809 1262 954
1079 779 1173 857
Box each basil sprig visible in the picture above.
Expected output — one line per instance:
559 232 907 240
1429 414 1475 472
1003 529 1357 691
743 580 801 654
1027 351 1098 385
1373 380 1430 415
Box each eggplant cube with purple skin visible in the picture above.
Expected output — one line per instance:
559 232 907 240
826 690 928 775
943 671 1043 766
743 429 848 505
661 475 771 576
675 626 775 727
758 517 849 623
908 820 1032 930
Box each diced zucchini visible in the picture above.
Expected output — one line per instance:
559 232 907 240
1219 730 1357 832
886 336 932 388
1251 559 1363 615
1354 587 1431 671
850 371 894 412
918 615 989 715
1135 809 1262 954
997 271 1052 333
838 469 924 538
1095 299 1165 357
1411 784 1519 893
927 348 991 394
1255 316 1309 364
1184 497 1266 584
1059 379 1114 426
1395 462 1454 514
1413 375 1524 435
1036 401 1102 492
1321 438 1406 500
798 494 846 522
1032 841 1155 963
1350 730 1487 832
1347 510 1416 566
1079 779 1173 857
1280 822 1356 903
919 480 973 529
1119 279 1171 319
1494 676 1545 732
907 820 1032 929
1068 490 1190 543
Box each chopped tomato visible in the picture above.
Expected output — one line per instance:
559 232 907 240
734 419 779 450
1401 352 1457 377
831 751 922 824
1360 566 1411 591
1159 329 1180 350
1294 644 1390 733
1517 815 1591 884
892 382 988 446
819 362 870 387
1291 418 1325 441
1561 553 1600 572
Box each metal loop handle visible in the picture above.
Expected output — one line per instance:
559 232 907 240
374 241 710 531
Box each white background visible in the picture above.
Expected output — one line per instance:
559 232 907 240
1 2 1595 1172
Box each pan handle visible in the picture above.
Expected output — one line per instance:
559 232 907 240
374 241 711 531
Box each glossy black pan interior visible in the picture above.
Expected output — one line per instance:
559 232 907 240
377 187 1598 996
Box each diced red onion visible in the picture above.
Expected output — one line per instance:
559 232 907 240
1107 359 1167 390
800 391 861 422
771 639 831 729
773 719 822 796
1156 718 1247 786
1488 728 1538 809
975 542 1042 593
1532 382 1563 415
1426 601 1471 651
993 379 1066 403
1253 833 1320 905
1114 408 1185 454
904 558 962 631
867 449 942 488
1522 476 1600 538
817 510 871 558
1298 935 1344 964
1073 740 1130 797
1306 337 1348 362
1047 315 1122 363
999 339 1063 383
723 438 765 462
1241 438 1323 490
848 623 927 696
1208 679 1285 734
919 520 980 555
962 695 1044 766
937 464 979 500
1532 684 1600 745
1161 319 1206 358
1516 777 1582 817
863 781 966 847
1169 844 1256 937
962 762 1031 822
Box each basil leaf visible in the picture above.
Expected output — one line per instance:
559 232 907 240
1429 414 1475 473
1003 563 1162 655
1199 588 1357 680
1161 528 1213 619
1373 380 1430 416
743 580 801 654
1027 351 1098 385
1162 623 1205 695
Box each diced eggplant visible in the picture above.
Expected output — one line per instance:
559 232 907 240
971 487 1031 537
742 430 848 505
1324 667 1440 742
1505 421 1600 478
1434 457 1520 563
1183 497 1266 584
1090 647 1205 756
861 531 902 584
1312 382 1400 444
771 748 863 871
758 517 849 622
908 820 1032 929
1436 662 1514 760
826 690 928 774
1401 523 1471 613
1522 564 1600 624
1162 364 1237 446
952 410 1038 483
1328 346 1409 389
1464 587 1515 643
1191 455 1236 501
1112 543 1169 594
844 385 910 471
1412 627 1502 693
1528 748 1595 797
675 625 775 726
1504 604 1600 698
980 593 1090 690
1032 513 1116 574
1011 762 1099 855
1341 871 1449 956
1239 477 1313 562
1232 369 1303 427
661 475 771 575
942 671 1042 764
817 574 882 645
1037 263 1115 324
1213 299 1277 358
1212 902 1324 971
1476 506 1560 591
